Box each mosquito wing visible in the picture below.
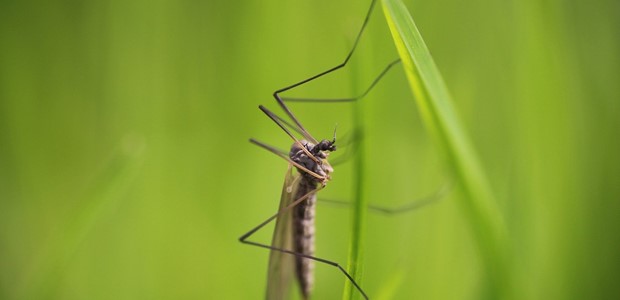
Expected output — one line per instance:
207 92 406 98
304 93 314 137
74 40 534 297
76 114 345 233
266 165 301 300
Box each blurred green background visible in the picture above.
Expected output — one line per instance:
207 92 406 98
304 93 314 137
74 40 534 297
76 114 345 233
1 0 619 299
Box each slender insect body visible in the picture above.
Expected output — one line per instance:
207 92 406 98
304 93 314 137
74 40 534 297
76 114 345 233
289 139 335 298
292 178 317 299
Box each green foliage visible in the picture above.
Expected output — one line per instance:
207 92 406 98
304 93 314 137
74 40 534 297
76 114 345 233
1 0 619 299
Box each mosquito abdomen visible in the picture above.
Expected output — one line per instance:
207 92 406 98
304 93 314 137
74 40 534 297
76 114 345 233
293 178 317 299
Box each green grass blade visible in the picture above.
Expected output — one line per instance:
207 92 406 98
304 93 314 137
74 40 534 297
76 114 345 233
381 0 512 298
342 55 369 300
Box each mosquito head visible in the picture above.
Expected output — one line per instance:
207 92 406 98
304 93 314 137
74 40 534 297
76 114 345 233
316 139 336 153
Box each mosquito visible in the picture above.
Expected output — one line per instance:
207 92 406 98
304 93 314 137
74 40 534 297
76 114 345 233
239 0 447 299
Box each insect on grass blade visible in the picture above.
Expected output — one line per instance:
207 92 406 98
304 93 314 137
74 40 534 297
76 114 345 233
243 118 359 299
239 0 447 299
238 0 379 298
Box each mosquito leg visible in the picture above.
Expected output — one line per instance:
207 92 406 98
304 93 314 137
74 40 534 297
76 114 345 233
239 185 322 246
271 0 379 143
318 179 454 215
268 109 307 138
250 138 326 182
258 106 322 165
238 186 370 300
248 138 287 156
282 58 402 103
239 241 369 300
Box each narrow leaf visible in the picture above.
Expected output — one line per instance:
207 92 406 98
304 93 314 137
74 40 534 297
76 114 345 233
381 0 512 298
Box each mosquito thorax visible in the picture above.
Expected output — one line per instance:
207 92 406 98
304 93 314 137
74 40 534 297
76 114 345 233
290 139 335 183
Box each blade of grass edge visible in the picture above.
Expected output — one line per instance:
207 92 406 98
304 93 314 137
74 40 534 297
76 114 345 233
342 55 369 300
381 0 512 298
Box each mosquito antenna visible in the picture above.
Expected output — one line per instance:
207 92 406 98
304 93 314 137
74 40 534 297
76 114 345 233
332 124 338 143
272 0 379 143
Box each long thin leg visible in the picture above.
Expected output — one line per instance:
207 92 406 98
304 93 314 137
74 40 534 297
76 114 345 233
258 106 322 165
250 138 325 182
238 186 369 300
268 57 403 167
272 0 379 143
282 59 402 103
267 108 307 138
319 179 454 215
260 105 317 145
241 241 369 300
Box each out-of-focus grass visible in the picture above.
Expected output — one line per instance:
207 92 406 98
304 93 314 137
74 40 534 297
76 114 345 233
0 0 619 299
